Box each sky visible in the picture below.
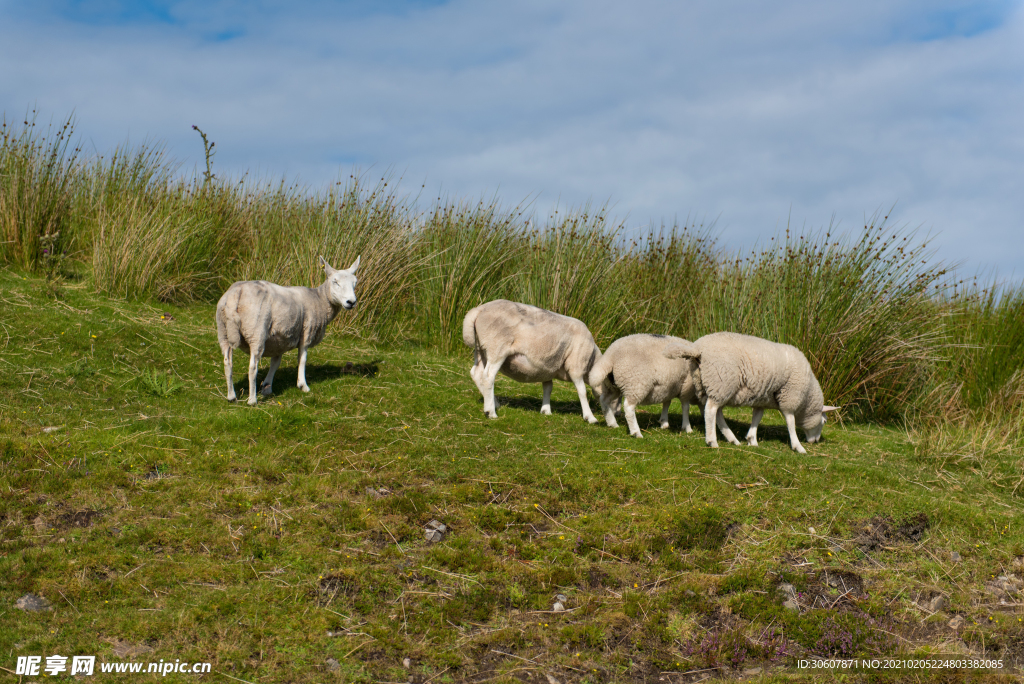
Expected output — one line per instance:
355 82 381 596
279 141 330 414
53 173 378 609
2 0 1023 278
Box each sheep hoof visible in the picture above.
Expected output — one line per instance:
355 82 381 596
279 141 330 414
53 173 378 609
747 438 758 447
247 397 258 406
605 419 619 428
540 406 552 416
683 426 693 433
260 385 273 396
630 431 643 439
793 444 807 454
486 412 498 419
706 440 719 448
659 422 669 430
227 394 236 402
300 385 311 393
585 416 599 424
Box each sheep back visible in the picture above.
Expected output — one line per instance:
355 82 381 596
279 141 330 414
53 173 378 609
592 334 696 406
464 300 601 382
216 280 329 357
691 332 824 427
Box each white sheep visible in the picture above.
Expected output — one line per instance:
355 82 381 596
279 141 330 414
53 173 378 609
216 256 360 405
588 333 698 438
664 332 838 453
462 300 604 422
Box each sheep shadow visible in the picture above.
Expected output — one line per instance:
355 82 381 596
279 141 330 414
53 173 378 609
231 360 380 397
632 408 705 433
492 395 591 417
712 413 823 447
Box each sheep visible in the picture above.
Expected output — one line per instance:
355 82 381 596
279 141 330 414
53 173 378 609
216 256 360 405
588 333 698 438
462 300 604 422
664 332 838 453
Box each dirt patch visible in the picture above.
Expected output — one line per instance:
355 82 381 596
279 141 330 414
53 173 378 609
312 571 359 606
58 509 100 529
780 569 868 612
820 569 865 596
855 513 930 551
583 567 609 589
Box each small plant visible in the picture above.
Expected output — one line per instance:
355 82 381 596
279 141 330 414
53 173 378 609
39 230 66 281
681 625 788 670
191 125 215 187
137 367 183 397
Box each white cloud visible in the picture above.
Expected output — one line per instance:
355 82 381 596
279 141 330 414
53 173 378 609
2 0 1022 276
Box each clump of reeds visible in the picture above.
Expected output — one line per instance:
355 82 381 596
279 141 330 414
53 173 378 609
0 112 79 268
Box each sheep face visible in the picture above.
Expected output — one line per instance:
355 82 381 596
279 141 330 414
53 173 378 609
321 256 360 310
803 405 838 443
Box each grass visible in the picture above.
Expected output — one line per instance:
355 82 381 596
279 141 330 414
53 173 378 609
3 269 1023 682
3 111 1024 681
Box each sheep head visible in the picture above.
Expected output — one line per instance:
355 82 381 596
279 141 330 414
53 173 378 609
319 255 361 309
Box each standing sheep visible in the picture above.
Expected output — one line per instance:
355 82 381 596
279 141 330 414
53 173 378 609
588 334 698 438
216 256 360 405
462 300 604 422
664 332 837 453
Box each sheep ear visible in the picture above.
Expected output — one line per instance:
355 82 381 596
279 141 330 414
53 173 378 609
319 255 336 276
346 255 361 273
822 405 840 413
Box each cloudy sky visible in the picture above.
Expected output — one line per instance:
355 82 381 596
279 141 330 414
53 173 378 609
2 0 1022 276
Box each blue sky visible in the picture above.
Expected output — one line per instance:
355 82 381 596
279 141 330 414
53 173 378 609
2 0 1023 277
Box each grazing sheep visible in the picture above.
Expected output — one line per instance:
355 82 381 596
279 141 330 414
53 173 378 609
588 333 698 438
664 332 838 453
462 300 603 422
216 256 360 405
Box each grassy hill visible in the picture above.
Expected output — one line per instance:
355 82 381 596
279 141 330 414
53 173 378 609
2 268 1022 683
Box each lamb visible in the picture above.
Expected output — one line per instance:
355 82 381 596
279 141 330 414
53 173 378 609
664 332 838 453
462 300 604 422
216 256 360 405
588 334 698 438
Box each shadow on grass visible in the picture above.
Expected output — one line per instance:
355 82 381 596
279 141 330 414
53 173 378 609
493 395 585 416
231 360 381 397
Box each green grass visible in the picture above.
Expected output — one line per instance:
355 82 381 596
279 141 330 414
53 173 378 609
3 269 1023 682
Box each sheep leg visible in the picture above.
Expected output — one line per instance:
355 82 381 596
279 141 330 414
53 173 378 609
716 410 742 445
600 388 619 427
261 356 282 396
247 347 263 406
680 400 692 433
223 347 236 402
297 344 311 392
541 381 553 415
572 377 599 424
703 399 719 448
624 399 642 438
783 412 807 454
659 400 671 429
479 357 506 419
746 408 764 446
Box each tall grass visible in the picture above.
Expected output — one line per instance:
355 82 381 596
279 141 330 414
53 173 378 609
3 114 1023 426
0 113 79 268
683 222 948 420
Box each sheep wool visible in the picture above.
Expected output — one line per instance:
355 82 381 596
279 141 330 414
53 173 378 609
216 256 360 405
665 332 837 453
462 300 603 422
589 333 698 438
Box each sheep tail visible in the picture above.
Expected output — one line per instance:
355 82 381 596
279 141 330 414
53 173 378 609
461 307 480 348
588 353 612 389
664 341 700 360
